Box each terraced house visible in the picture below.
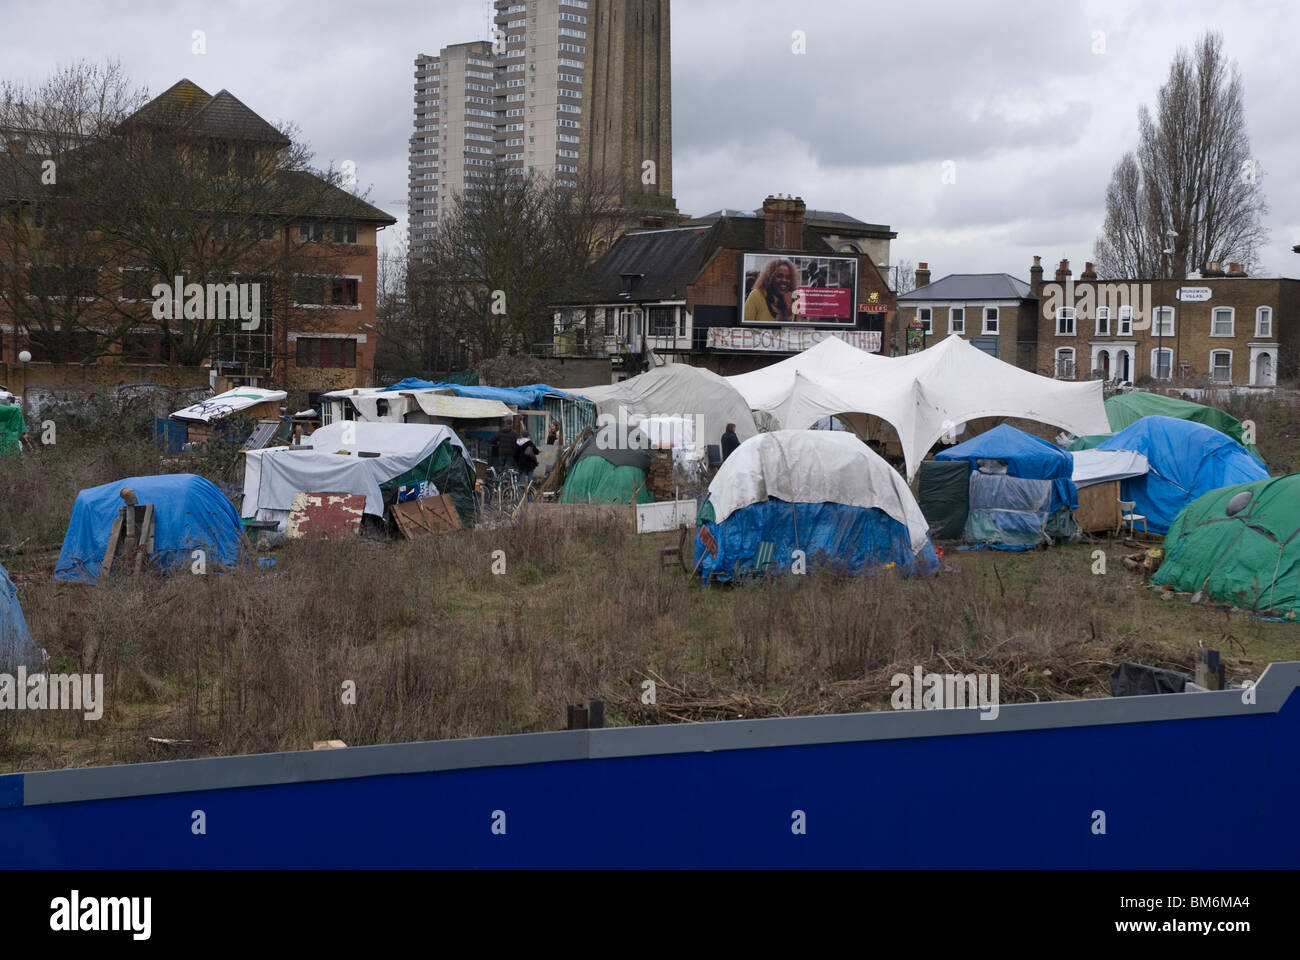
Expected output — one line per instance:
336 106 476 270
1034 258 1300 387
0 79 396 392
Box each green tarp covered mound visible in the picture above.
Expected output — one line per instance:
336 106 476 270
0 405 25 456
1152 474 1300 618
1104 392 1264 465
559 425 652 504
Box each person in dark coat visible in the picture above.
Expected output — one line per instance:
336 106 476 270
720 423 741 461
491 420 518 471
514 431 541 484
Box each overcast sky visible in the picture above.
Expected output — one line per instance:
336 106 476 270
3 0 1296 280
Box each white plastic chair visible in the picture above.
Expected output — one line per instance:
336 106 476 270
1117 500 1147 537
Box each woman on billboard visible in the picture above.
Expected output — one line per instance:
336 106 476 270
744 257 798 323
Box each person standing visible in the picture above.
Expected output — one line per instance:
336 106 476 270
514 431 541 485
720 423 741 462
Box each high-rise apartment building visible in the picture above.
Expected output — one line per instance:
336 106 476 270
409 0 675 254
408 40 495 252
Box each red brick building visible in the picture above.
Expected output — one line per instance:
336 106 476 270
553 195 897 379
0 79 396 394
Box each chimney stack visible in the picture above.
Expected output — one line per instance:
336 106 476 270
1204 261 1223 276
762 194 806 252
1055 258 1071 283
1227 262 1246 276
915 262 931 290
1030 255 1043 297
1081 261 1097 281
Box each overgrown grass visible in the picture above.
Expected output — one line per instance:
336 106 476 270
4 509 1297 773
4 420 1299 774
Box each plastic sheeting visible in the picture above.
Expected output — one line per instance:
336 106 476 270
558 457 652 505
965 472 1053 546
573 364 759 445
1098 416 1268 534
695 500 940 582
917 460 969 540
243 422 473 520
0 404 24 456
1153 474 1300 616
705 431 931 554
936 423 1078 513
55 474 245 584
1105 391 1265 466
1070 449 1150 488
1 560 40 670
380 380 578 407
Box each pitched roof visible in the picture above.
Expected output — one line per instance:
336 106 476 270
118 79 291 145
277 171 397 224
585 226 714 301
899 273 1033 301
691 207 895 237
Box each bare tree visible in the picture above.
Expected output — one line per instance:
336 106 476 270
1095 31 1268 279
2 62 368 372
891 258 916 295
402 167 622 368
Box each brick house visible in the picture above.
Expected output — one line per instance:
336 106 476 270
552 195 897 379
0 79 396 394
896 264 1039 370
1034 258 1300 387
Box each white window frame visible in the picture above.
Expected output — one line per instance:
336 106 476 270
982 306 999 335
917 306 932 334
1210 306 1235 338
1054 347 1076 379
1150 347 1173 381
949 306 965 335
1095 306 1110 336
1118 305 1133 335
1153 306 1175 337
1056 306 1075 336
1255 306 1273 338
1209 349 1233 383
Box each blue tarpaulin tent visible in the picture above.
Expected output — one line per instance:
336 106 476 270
1098 416 1269 534
935 424 1079 547
55 475 245 584
936 424 1078 510
1 560 40 670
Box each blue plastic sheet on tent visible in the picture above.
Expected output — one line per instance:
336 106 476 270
695 500 939 583
1098 415 1268 534
1 560 40 670
55 474 246 584
936 424 1078 511
379 380 585 407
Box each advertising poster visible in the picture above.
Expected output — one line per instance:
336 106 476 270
741 254 858 325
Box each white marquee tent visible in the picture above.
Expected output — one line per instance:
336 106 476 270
727 335 1110 480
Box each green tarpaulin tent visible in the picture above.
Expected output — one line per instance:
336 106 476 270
1152 474 1300 618
558 426 652 505
1104 392 1264 464
0 405 24 456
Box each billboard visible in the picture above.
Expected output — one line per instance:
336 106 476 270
741 253 858 325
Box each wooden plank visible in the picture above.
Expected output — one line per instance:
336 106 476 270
393 494 462 539
100 513 124 581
